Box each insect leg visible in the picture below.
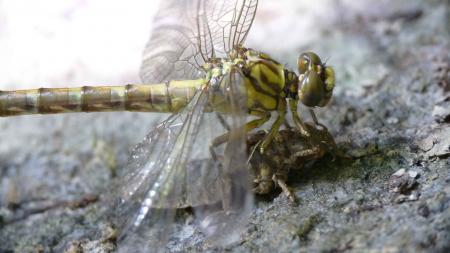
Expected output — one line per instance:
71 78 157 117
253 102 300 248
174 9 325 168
273 174 296 202
309 108 328 130
215 112 231 131
209 110 271 161
258 100 287 154
289 99 310 137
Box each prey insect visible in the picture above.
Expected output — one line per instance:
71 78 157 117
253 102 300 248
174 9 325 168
0 0 336 251
248 123 338 202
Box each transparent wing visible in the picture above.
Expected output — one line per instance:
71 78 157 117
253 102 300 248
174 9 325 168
116 72 252 251
194 70 253 246
199 0 259 59
140 0 202 84
140 0 259 83
115 85 210 252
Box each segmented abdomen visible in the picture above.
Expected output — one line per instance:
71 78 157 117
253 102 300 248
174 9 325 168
0 79 203 117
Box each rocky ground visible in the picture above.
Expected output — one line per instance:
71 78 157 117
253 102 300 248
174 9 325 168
1 0 449 252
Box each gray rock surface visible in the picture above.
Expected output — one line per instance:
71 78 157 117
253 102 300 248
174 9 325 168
1 0 449 253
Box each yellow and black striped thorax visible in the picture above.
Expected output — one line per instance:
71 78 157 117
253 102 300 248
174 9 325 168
240 48 298 111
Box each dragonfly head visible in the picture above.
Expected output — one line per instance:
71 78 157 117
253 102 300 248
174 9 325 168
297 52 335 107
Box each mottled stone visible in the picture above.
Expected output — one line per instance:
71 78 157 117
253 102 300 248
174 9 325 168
1 1 450 253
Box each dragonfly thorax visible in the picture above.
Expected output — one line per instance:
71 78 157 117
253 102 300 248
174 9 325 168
239 48 295 111
202 48 336 114
203 58 243 85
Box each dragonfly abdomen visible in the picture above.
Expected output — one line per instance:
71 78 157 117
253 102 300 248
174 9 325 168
0 79 203 117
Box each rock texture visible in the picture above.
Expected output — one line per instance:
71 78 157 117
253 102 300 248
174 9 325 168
1 0 449 252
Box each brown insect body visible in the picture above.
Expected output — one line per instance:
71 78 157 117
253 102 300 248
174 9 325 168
248 122 338 200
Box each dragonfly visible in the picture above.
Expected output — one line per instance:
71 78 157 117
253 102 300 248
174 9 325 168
0 0 335 251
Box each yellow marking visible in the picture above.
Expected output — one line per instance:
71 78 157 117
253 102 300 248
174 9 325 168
244 56 286 111
325 67 335 91
261 64 283 90
244 78 278 110
250 64 276 96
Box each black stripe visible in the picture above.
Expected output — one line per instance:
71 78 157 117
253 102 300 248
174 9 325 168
124 84 132 110
249 62 282 95
165 81 173 112
248 75 278 100
259 70 282 93
81 86 89 112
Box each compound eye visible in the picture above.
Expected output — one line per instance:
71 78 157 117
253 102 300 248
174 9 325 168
306 52 323 66
297 52 334 107
298 55 310 74
298 70 325 107
298 52 323 74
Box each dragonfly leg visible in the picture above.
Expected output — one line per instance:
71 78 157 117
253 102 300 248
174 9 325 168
309 108 328 131
289 99 310 137
210 110 271 161
216 112 231 131
258 100 287 154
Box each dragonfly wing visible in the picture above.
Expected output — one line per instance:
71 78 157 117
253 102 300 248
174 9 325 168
140 1 204 83
193 70 253 246
116 72 252 251
140 0 259 84
116 83 210 251
199 0 259 57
